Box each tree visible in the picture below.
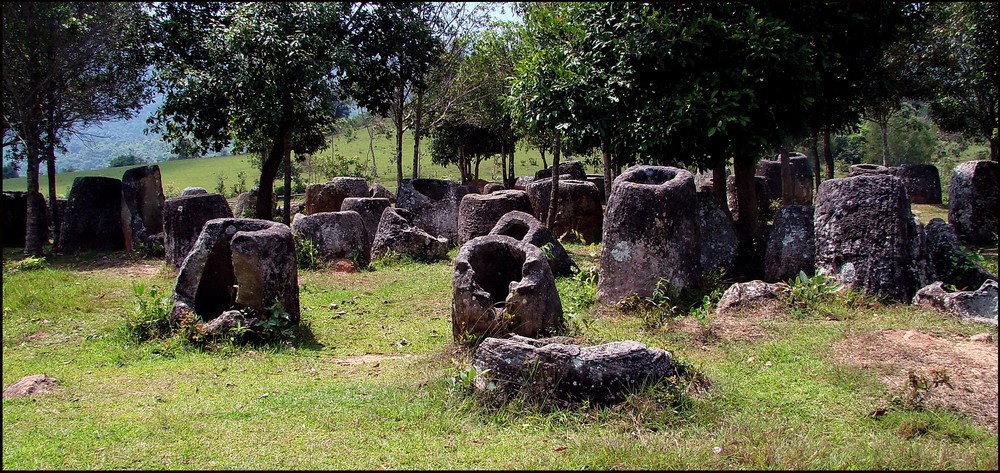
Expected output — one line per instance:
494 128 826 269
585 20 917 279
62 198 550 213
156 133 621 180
108 150 147 168
3 2 152 255
2 161 18 179
148 2 354 222
922 3 998 161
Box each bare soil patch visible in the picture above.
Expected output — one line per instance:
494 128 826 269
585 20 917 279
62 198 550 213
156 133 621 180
833 329 998 431
669 301 786 345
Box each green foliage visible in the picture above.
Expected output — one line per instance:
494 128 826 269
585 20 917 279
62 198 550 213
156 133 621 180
294 234 321 271
831 134 867 165
3 161 19 179
862 102 938 166
2 255 47 274
248 301 297 344
313 152 373 182
107 150 148 168
786 271 843 319
118 283 173 344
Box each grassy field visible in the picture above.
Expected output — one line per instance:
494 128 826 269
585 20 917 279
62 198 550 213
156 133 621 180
2 224 997 469
1 130 578 198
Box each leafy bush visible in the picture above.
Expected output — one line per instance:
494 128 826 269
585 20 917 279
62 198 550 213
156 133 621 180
3 256 47 274
118 283 173 344
786 271 842 318
862 101 938 166
294 233 321 270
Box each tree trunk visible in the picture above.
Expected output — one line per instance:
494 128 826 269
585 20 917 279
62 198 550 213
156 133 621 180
823 128 834 179
539 148 547 169
779 146 792 206
712 159 728 208
45 127 60 253
989 136 998 161
412 89 423 179
733 154 760 242
367 123 378 177
394 85 405 190
810 133 821 190
507 136 515 188
257 128 287 221
474 156 481 182
546 130 561 230
24 132 44 256
880 120 890 166
601 139 613 205
282 136 291 225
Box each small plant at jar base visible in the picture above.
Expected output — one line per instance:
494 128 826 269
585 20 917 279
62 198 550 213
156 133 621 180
890 368 953 411
294 234 321 270
118 283 174 344
249 301 297 344
786 270 842 318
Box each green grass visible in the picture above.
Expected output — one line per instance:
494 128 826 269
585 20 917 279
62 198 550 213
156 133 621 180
2 129 575 198
3 240 997 469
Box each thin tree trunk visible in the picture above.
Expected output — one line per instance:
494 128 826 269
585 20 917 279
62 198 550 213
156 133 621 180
712 159 728 209
880 120 890 166
989 137 998 161
412 89 423 179
24 132 44 256
394 85 405 190
733 154 760 242
539 148 547 169
823 128 834 180
45 127 59 253
779 146 792 206
367 123 378 177
257 128 287 221
546 130 561 230
282 136 291 225
474 157 481 182
810 133 821 190
507 136 515 188
601 139 613 205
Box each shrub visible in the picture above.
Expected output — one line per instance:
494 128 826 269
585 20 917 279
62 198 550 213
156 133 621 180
118 283 173 344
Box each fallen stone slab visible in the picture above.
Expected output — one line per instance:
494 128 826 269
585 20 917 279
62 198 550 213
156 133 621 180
913 280 998 325
471 336 677 406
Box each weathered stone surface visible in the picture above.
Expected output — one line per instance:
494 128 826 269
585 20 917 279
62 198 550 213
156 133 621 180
199 310 249 339
726 175 771 223
948 160 998 244
697 191 737 276
514 176 535 191
534 160 586 181
483 182 505 194
754 155 813 205
233 187 276 218
2 374 59 400
755 159 783 203
457 190 533 244
370 207 449 261
923 218 997 290
471 336 677 406
396 178 464 243
304 177 370 215
121 165 165 247
466 178 490 193
2 191 48 247
526 177 603 243
814 175 922 301
913 280 998 325
59 176 128 253
764 205 815 282
598 166 700 303
452 235 562 342
716 280 789 315
369 182 396 203
172 218 298 327
182 187 207 196
341 197 391 247
585 174 607 203
488 210 577 277
291 211 370 268
897 163 942 204
848 163 893 177
163 193 234 267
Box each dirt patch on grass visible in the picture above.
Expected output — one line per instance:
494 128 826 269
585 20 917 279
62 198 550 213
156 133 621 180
669 301 786 345
331 354 408 366
71 255 166 278
833 329 998 431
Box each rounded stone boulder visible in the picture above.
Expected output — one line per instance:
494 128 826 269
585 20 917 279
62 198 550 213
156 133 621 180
764 204 815 282
396 178 463 243
121 164 165 243
457 190 533 244
814 175 922 301
526 177 603 243
59 176 128 253
488 210 577 277
370 207 450 261
452 235 563 343
948 160 998 244
369 182 396 203
163 193 234 267
597 165 701 304
534 160 586 181
304 177 370 215
341 197 391 247
291 210 371 269
483 182 505 194
897 163 941 205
